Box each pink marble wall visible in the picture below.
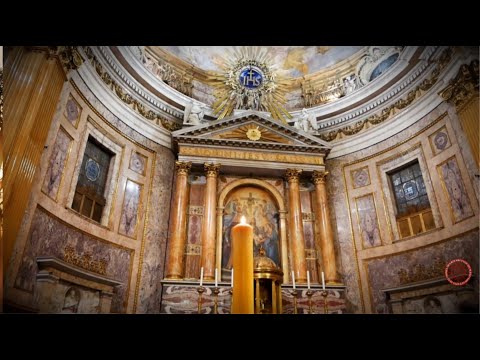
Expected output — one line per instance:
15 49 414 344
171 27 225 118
366 230 479 313
15 207 133 313
136 146 174 313
41 128 71 199
129 151 147 175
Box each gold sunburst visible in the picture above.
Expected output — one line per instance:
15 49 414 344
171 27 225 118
216 124 291 144
206 47 293 124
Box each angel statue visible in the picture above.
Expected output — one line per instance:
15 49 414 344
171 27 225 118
183 102 205 125
294 108 318 133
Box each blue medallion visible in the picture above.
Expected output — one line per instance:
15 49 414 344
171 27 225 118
239 67 263 89
85 158 100 182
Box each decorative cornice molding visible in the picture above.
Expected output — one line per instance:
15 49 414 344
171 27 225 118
96 46 185 119
439 59 479 108
317 47 454 142
27 46 84 76
81 47 182 132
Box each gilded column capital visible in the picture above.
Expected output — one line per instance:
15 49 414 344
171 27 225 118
285 169 303 183
312 170 329 185
175 161 192 176
204 163 221 177
439 60 479 108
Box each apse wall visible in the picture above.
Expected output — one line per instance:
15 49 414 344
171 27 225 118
327 95 479 313
4 69 175 313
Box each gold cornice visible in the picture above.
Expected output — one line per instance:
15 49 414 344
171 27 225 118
82 47 182 132
439 59 479 109
175 161 192 175
318 47 454 142
204 163 221 177
285 169 303 182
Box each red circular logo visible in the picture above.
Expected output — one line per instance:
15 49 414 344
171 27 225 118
445 259 472 286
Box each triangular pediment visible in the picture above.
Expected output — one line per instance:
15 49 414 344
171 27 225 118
173 110 332 152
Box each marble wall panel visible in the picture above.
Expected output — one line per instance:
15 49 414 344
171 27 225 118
14 207 133 312
41 127 72 200
118 180 143 238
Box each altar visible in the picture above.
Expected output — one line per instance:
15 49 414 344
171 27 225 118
159 110 346 313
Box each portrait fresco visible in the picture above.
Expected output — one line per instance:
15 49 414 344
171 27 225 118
355 194 382 248
64 95 82 128
438 157 474 223
221 186 280 279
119 180 143 238
42 128 72 199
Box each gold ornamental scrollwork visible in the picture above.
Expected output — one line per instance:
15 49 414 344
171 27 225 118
312 170 329 184
175 161 192 176
285 169 303 183
439 60 479 109
204 163 221 177
318 47 455 142
63 245 108 275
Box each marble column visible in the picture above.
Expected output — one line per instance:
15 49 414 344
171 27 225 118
286 169 307 283
165 161 192 279
312 171 339 283
200 163 220 281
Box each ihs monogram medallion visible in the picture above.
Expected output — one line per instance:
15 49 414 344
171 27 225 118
208 47 292 124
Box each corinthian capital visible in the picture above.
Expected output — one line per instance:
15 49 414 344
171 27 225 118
285 169 303 183
175 161 192 175
204 163 221 177
312 170 329 184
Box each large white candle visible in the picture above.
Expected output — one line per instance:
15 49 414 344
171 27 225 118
291 270 296 289
231 268 234 288
200 267 204 287
215 268 218 287
321 271 325 290
307 270 311 289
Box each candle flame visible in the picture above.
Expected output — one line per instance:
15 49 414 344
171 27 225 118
240 215 247 225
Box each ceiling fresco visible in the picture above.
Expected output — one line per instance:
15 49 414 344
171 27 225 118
160 46 365 78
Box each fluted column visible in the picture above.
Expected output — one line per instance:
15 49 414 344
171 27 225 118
165 161 192 279
312 171 338 283
200 163 220 280
3 47 66 270
286 169 307 283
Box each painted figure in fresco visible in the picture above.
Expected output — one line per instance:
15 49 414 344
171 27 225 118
121 191 138 236
222 193 280 277
442 162 470 218
61 287 81 313
361 212 380 247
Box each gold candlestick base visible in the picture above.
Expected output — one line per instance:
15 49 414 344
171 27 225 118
306 290 314 314
321 290 329 314
213 287 220 314
197 286 205 314
291 289 298 314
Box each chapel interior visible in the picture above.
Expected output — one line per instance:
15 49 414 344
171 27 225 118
0 46 478 314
